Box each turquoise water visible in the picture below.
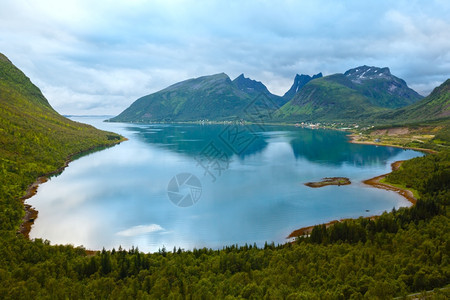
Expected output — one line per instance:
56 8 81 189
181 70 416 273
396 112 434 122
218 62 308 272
28 117 422 252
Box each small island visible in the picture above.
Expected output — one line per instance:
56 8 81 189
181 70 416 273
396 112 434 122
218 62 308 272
305 177 351 188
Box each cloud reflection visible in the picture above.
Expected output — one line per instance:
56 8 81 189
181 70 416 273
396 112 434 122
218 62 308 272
116 224 164 237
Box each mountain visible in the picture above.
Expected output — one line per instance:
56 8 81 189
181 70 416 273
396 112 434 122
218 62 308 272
276 73 384 122
282 73 322 101
344 66 423 108
232 73 286 106
112 66 426 124
232 73 269 94
374 78 450 122
0 52 123 230
110 73 279 123
276 66 423 122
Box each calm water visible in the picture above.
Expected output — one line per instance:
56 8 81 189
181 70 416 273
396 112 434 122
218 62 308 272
28 117 422 252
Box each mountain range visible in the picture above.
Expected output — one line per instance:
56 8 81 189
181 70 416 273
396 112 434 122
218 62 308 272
110 71 325 123
111 65 447 124
276 66 424 122
0 53 448 299
110 72 290 123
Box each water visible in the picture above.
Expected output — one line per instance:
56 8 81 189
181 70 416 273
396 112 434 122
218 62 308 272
27 116 422 252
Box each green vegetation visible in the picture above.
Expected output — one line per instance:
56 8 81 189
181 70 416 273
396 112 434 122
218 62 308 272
275 66 424 123
0 53 124 231
282 73 323 101
351 118 450 153
0 53 448 298
385 151 450 198
233 73 285 106
305 177 351 188
109 73 282 123
374 79 450 123
275 74 387 122
0 150 448 298
343 66 422 109
350 79 449 151
379 177 421 200
111 65 425 124
109 73 249 122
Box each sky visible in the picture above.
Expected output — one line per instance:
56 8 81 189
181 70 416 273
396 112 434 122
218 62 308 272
1 0 449 115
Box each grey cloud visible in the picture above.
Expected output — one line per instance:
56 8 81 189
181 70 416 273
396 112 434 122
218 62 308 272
0 0 449 114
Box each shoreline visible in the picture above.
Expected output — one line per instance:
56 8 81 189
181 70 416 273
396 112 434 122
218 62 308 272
362 160 417 205
287 159 417 239
19 139 127 239
19 123 425 248
348 133 437 154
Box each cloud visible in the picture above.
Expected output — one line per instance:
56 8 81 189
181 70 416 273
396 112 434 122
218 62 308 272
116 224 164 237
0 0 449 114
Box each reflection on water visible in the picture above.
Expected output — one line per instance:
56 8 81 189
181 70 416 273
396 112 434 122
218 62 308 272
129 124 403 166
27 117 422 252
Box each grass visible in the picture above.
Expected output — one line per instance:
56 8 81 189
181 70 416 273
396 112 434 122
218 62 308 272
350 119 450 152
0 53 125 231
305 177 351 188
379 177 421 199
275 75 385 122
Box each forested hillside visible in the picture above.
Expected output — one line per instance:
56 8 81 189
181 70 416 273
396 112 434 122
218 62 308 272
0 52 448 298
0 53 123 230
0 150 448 299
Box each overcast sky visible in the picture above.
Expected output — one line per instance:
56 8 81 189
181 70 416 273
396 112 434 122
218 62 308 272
1 0 449 115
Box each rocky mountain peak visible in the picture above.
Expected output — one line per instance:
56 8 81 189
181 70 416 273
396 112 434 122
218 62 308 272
232 73 268 93
344 66 392 84
282 72 323 100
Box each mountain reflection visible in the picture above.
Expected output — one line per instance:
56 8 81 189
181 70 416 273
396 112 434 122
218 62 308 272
27 117 421 252
287 128 403 166
126 124 269 159
126 124 402 166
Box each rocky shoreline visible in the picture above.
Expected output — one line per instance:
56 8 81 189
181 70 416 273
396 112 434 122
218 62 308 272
287 160 416 239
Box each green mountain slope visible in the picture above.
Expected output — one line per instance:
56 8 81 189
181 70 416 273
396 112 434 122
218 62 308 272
0 53 448 298
110 73 281 123
112 66 423 124
282 73 322 101
0 53 123 230
110 73 248 122
232 73 286 106
373 79 450 123
275 74 386 122
344 66 423 108
276 66 423 122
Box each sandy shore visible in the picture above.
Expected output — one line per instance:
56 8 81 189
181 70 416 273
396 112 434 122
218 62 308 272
18 128 422 245
287 159 417 239
362 160 416 205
